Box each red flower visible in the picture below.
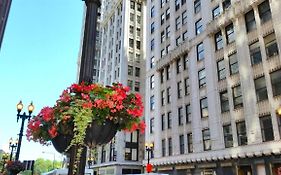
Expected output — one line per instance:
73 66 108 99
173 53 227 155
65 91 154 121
48 125 57 138
40 107 54 122
82 102 93 109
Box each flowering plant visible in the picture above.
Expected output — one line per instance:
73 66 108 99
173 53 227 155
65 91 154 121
5 160 25 174
26 82 145 171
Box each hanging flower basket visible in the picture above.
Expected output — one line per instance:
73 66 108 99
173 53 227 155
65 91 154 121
5 160 25 175
26 82 145 173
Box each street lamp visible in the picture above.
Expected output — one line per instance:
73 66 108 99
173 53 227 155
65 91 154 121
15 101 34 161
9 138 18 161
276 106 281 116
145 142 154 173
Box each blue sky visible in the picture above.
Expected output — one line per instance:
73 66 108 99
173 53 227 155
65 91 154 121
0 1 84 161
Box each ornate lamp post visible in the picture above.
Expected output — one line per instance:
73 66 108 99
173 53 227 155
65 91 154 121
15 101 34 161
9 138 18 161
145 143 154 173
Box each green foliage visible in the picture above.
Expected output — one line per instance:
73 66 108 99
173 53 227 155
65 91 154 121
33 158 62 175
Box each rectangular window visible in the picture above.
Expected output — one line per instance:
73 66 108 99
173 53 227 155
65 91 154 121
226 23 235 44
130 1 135 9
245 10 256 32
198 68 206 88
128 80 133 90
183 30 188 41
151 6 155 17
160 69 164 83
135 81 140 92
166 44 171 54
212 6 221 19
161 0 165 8
151 22 155 33
202 129 211 151
161 49 166 58
161 90 165 106
229 52 239 75
182 10 187 24
150 118 154 134
232 85 243 109
176 36 181 46
161 31 165 43
223 124 233 148
260 115 274 142
150 95 155 110
166 25 171 38
220 91 230 112
161 13 165 25
254 76 268 101
150 56 155 68
194 0 201 14
162 139 166 156
168 138 172 156
167 111 172 129
184 77 189 95
236 121 247 146
137 3 141 12
128 65 133 76
166 65 171 80
136 41 141 50
176 58 182 73
217 59 226 80
185 104 191 123
249 41 262 65
179 135 185 154
183 55 188 70
177 81 182 98
129 38 134 48
258 0 272 23
161 114 165 130
215 31 223 50
135 67 140 77
166 8 170 19
195 18 203 35
264 33 279 58
178 107 183 125
175 0 180 11
151 39 155 51
176 16 181 30
222 0 231 10
167 87 171 103
150 75 155 89
270 69 281 96
187 133 193 153
130 13 135 22
197 42 204 61
181 0 186 5
101 146 106 163
200 97 208 118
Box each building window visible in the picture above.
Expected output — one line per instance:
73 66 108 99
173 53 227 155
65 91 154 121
195 18 203 35
167 111 172 129
200 97 208 118
254 76 268 102
136 41 141 50
160 69 164 83
178 107 183 125
129 38 134 48
264 33 279 58
166 65 171 80
194 0 201 14
137 3 141 12
222 0 231 10
166 8 170 19
128 80 133 90
167 87 171 103
197 42 204 61
215 31 223 50
176 36 181 46
130 13 135 22
161 13 165 25
223 124 233 148
161 0 165 8
185 104 191 123
161 90 165 106
202 129 211 151
161 31 165 43
182 10 187 24
183 55 188 70
260 115 274 142
176 16 181 30
176 58 182 73
270 69 281 96
135 67 140 77
217 59 226 80
179 135 185 154
181 0 186 5
151 6 155 17
220 91 229 113
166 44 171 54
150 39 155 51
232 85 243 109
184 77 189 95
229 52 239 75
161 49 165 58
128 65 133 76
109 141 116 161
168 138 172 156
130 1 135 9
161 114 165 130
249 41 262 65
177 81 182 98
162 139 166 156
166 25 171 38
101 146 106 163
150 95 155 110
150 118 154 134
150 75 155 89
175 0 180 11
151 22 155 33
258 0 272 24
212 5 220 19
245 10 256 32
187 133 193 153
236 121 247 146
183 30 188 41
198 68 206 88
135 81 140 92
226 23 235 44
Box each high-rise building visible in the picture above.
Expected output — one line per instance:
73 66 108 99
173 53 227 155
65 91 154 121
0 0 12 51
145 0 281 174
92 0 146 174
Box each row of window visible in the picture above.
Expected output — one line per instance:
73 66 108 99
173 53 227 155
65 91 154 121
159 115 278 157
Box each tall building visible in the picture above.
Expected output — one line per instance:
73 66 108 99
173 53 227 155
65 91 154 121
0 0 12 51
145 0 281 174
92 0 146 174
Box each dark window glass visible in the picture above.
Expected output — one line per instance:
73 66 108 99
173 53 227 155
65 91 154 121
198 69 206 88
258 0 272 23
167 111 172 129
212 6 220 19
220 91 229 112
249 41 262 65
179 135 185 154
270 69 281 96
162 139 166 156
195 18 203 35
233 85 243 109
187 133 193 153
168 138 172 156
185 104 191 123
194 0 201 13
245 10 256 32
161 114 165 130
225 23 235 44
237 121 247 146
197 42 204 61
223 125 233 148
264 33 279 58
215 31 223 50
150 118 154 133
222 0 231 10
217 59 226 80
178 107 183 125
254 76 268 101
260 115 274 142
202 129 211 150
200 97 208 118
229 52 239 75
